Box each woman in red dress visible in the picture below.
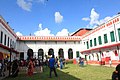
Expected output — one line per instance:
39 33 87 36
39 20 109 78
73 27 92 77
27 59 34 76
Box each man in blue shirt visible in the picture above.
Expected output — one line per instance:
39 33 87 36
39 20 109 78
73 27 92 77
49 55 58 78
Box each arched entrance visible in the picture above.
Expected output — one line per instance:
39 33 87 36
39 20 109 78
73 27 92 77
58 48 64 58
27 49 33 60
38 49 44 61
48 48 54 55
68 48 73 59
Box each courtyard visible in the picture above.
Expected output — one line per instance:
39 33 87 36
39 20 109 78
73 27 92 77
3 64 114 80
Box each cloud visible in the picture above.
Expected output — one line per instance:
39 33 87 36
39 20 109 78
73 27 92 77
34 23 54 36
82 17 90 21
17 0 46 11
55 12 63 23
99 16 112 24
36 0 45 3
82 8 114 28
16 32 23 36
56 29 69 36
90 8 99 25
17 0 32 11
34 23 70 36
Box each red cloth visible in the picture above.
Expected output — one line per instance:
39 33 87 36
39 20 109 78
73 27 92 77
114 50 118 56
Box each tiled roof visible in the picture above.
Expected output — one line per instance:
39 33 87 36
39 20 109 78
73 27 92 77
71 28 92 36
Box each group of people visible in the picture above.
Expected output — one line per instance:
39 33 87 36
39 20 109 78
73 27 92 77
55 56 66 69
0 57 45 78
26 58 44 76
78 57 84 67
0 59 19 78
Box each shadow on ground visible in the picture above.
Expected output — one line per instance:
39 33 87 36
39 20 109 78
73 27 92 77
3 66 81 80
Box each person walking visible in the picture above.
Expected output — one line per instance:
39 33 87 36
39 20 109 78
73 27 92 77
39 60 43 73
27 59 34 76
12 59 19 77
49 55 58 78
59 57 63 69
55 57 59 68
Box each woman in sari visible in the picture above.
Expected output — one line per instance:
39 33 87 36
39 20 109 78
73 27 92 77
27 59 34 76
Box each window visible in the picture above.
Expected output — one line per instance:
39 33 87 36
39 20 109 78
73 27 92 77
118 28 120 41
4 34 6 45
58 48 64 58
48 48 54 55
68 48 73 59
94 38 97 46
20 52 24 60
76 51 79 58
104 34 108 43
85 55 87 61
0 31 3 43
98 36 102 45
84 42 85 45
10 39 12 47
7 37 9 47
110 31 115 42
86 41 89 49
38 49 44 60
90 40 92 47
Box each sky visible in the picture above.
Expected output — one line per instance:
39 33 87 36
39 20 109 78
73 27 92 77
0 0 120 36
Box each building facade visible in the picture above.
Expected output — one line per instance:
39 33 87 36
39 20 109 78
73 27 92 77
1 14 120 66
17 36 81 60
80 14 120 65
0 16 18 61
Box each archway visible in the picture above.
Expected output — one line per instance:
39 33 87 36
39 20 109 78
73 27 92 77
38 49 44 61
27 49 33 60
68 48 73 59
48 48 54 55
58 48 64 58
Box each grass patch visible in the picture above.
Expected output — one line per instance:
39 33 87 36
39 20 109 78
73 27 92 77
4 64 115 80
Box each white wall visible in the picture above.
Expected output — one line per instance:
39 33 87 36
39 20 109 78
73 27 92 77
17 40 81 60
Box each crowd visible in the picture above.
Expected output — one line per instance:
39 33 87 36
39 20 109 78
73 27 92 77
0 54 67 79
1 55 120 80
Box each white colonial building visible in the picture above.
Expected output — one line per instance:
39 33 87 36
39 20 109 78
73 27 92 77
0 16 19 61
1 14 120 66
80 14 120 65
17 36 81 60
